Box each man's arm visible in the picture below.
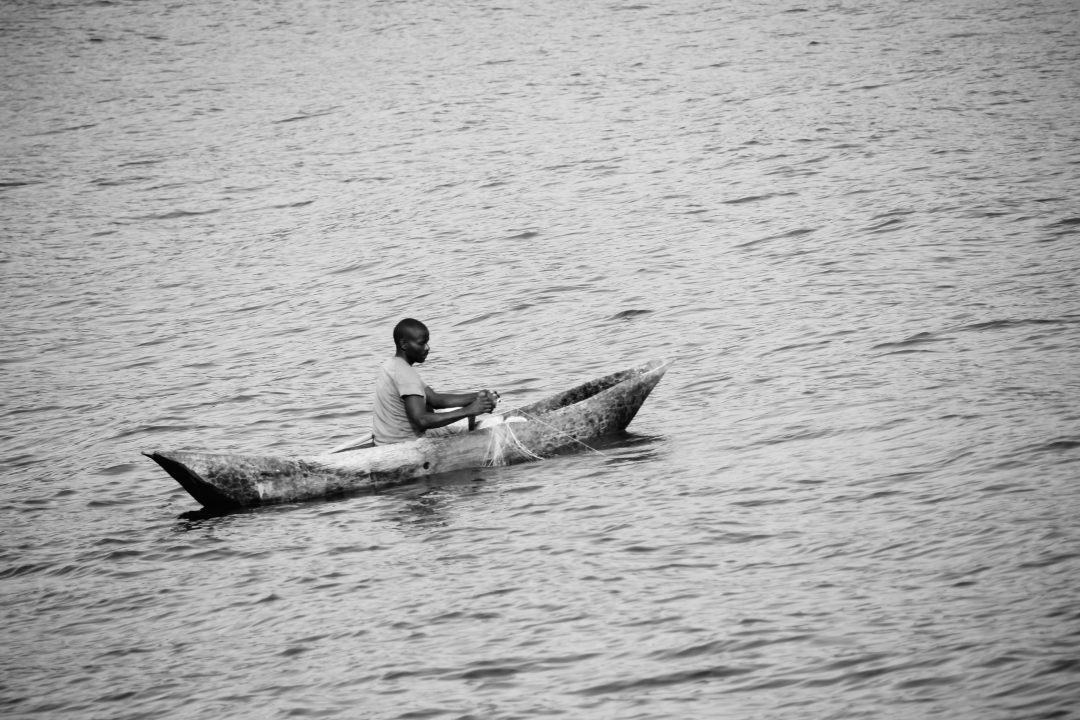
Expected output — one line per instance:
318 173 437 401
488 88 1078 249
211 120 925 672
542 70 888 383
425 387 487 410
403 391 496 432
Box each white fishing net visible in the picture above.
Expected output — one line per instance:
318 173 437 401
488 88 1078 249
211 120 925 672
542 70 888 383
481 417 541 467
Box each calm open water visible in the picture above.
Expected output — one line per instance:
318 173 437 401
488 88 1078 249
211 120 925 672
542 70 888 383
2 0 1079 717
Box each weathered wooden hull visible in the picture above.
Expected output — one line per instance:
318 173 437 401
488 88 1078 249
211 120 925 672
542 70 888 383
146 358 671 511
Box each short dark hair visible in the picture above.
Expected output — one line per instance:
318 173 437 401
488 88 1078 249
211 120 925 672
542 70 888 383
393 318 428 347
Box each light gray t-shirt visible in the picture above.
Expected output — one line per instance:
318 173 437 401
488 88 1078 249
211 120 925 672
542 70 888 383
372 356 429 445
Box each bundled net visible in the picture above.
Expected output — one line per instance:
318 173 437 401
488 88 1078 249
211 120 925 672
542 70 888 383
482 417 542 467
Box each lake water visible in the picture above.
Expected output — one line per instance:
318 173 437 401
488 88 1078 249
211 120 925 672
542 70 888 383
2 0 1079 717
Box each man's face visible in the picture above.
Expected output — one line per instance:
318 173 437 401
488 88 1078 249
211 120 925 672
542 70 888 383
400 327 430 364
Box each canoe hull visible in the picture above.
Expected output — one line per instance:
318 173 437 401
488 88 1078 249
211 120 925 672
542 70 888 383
147 358 670 510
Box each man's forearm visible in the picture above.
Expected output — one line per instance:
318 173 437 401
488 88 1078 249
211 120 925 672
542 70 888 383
405 394 482 431
427 390 478 410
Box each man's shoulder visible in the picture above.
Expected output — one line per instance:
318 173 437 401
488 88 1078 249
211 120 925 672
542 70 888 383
382 356 425 394
379 355 411 373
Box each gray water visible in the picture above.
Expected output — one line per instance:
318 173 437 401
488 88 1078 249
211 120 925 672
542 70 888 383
3 0 1079 717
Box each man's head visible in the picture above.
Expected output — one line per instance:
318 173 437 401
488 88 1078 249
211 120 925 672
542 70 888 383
393 318 429 365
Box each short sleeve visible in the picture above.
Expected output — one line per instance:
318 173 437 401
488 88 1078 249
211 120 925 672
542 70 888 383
395 363 427 398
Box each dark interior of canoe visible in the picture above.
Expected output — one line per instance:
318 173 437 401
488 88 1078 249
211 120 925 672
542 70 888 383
506 362 655 419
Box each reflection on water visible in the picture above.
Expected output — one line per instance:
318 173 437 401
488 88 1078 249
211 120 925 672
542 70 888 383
385 472 493 531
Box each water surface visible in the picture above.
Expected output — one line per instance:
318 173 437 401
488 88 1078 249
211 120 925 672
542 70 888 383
2 0 1079 717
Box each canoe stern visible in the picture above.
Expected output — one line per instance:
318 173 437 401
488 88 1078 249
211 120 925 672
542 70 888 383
144 451 249 509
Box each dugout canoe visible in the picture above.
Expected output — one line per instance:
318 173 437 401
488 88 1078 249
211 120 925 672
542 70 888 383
146 358 671 511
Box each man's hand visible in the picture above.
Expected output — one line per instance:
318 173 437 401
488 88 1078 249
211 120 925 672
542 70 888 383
468 390 498 416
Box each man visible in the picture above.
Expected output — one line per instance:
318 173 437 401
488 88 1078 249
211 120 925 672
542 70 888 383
372 318 498 445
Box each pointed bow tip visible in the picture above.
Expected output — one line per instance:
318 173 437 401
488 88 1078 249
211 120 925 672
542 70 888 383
645 357 674 375
143 450 182 467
